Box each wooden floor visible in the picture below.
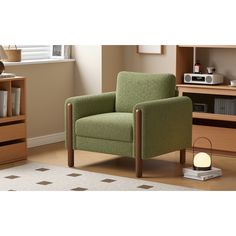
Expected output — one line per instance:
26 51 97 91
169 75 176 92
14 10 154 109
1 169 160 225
25 142 236 191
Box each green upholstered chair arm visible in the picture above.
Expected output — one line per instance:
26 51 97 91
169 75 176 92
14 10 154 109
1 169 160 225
65 92 116 120
65 92 116 148
134 96 192 159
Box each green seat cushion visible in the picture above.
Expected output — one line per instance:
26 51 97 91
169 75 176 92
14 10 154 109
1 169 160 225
116 71 176 112
75 112 133 142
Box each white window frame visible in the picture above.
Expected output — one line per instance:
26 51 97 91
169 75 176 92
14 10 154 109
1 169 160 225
3 45 73 66
17 45 52 61
5 45 71 61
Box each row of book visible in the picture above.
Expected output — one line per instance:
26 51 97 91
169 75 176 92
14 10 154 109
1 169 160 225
183 167 222 181
214 97 236 115
0 88 21 117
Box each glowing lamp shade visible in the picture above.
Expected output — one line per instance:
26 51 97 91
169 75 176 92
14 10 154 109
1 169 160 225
193 137 212 171
193 152 212 171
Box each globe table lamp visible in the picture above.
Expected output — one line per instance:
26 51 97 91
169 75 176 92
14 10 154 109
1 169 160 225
0 45 8 75
193 137 212 171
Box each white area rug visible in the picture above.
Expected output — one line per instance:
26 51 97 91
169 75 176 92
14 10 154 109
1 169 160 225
0 162 197 191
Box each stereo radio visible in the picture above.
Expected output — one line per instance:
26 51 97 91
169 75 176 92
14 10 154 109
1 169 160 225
184 73 224 85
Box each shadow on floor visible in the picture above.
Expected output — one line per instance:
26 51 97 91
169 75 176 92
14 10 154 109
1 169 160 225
76 156 184 179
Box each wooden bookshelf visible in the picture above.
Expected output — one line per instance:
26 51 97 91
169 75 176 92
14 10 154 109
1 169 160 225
0 115 26 124
177 75 236 153
176 45 236 153
0 76 27 164
192 112 236 122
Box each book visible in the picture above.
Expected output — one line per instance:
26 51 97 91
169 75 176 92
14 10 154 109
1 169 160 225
12 87 21 116
0 73 16 79
12 89 16 115
0 90 8 117
183 167 222 177
214 98 236 115
184 172 222 181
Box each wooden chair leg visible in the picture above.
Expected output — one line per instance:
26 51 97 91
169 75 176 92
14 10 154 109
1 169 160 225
67 103 74 167
68 149 74 167
135 109 142 178
136 155 143 178
180 149 186 164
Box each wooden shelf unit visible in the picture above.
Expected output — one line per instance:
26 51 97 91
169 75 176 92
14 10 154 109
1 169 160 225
0 76 27 164
192 112 236 122
176 45 236 84
176 45 236 154
177 83 236 153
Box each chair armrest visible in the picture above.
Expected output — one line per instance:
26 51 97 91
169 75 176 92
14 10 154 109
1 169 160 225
65 92 116 148
65 91 116 120
134 96 192 159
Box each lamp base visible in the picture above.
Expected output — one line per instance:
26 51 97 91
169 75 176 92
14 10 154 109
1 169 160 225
193 165 212 171
0 61 5 75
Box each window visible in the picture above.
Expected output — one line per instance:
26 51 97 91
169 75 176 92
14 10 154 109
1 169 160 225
17 45 51 61
4 45 71 62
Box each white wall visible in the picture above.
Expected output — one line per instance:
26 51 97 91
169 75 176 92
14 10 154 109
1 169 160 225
72 45 102 95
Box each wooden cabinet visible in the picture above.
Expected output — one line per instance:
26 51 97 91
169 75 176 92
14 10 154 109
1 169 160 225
0 76 27 164
177 84 236 153
176 46 236 154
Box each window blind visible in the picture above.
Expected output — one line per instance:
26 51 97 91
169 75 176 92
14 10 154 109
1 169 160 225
17 45 51 61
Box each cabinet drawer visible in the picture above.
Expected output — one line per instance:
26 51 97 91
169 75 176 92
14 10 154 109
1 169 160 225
0 142 27 164
193 125 236 152
0 123 26 142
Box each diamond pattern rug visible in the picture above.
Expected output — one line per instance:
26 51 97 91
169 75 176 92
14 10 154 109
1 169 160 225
0 162 197 191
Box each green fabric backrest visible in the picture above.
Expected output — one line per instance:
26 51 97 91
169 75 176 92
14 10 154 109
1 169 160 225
115 71 176 112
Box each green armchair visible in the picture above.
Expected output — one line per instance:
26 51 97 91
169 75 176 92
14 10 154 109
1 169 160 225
65 71 192 177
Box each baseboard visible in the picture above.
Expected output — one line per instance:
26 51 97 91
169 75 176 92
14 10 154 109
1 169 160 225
27 132 65 148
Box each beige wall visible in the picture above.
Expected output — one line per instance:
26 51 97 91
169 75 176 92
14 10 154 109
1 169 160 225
72 45 102 95
5 61 74 138
102 46 124 92
197 47 236 84
123 45 176 74
5 45 236 141
72 45 124 94
72 45 176 95
3 45 177 140
101 45 177 92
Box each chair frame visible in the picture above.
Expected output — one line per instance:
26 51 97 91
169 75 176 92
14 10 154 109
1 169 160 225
67 103 74 167
66 103 186 178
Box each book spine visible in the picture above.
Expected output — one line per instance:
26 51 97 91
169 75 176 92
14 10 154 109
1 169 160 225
0 90 8 117
183 175 203 181
183 169 222 177
12 87 21 116
217 98 220 114
184 172 222 181
199 171 222 177
201 173 222 181
12 89 16 115
214 98 219 114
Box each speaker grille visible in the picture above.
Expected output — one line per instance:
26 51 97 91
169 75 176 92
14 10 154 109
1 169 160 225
184 74 191 83
206 76 212 83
